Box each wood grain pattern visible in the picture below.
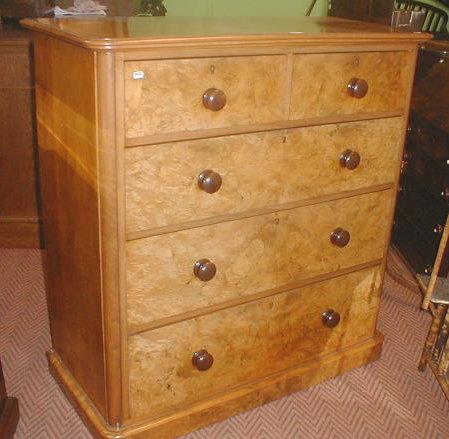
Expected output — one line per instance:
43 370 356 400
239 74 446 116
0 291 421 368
34 33 107 417
126 190 393 326
124 55 288 139
125 118 403 233
48 332 383 438
128 266 382 420
24 15 427 438
96 51 128 424
0 220 41 248
0 45 32 88
0 88 38 218
290 51 412 120
0 26 40 248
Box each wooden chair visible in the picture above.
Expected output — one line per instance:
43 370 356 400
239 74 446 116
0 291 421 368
394 0 449 32
418 214 449 399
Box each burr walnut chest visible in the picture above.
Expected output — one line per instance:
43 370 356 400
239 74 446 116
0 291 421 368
22 16 430 438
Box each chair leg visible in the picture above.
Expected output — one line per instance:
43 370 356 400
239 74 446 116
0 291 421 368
419 305 448 371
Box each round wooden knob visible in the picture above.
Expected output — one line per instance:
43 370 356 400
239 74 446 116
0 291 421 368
340 149 361 170
330 228 350 248
322 309 341 328
194 259 216 282
198 169 222 194
347 78 368 99
202 88 227 111
192 350 214 371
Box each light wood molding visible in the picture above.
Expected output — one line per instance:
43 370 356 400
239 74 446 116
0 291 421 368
22 16 431 51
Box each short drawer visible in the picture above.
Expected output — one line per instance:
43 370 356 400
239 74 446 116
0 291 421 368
128 266 382 420
290 51 412 120
126 190 393 326
124 55 288 139
125 118 403 234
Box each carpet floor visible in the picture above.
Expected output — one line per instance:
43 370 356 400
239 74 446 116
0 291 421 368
1 248 449 438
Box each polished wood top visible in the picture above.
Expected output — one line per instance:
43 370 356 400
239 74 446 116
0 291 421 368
22 16 432 50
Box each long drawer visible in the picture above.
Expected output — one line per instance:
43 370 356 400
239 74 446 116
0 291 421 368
290 51 411 120
124 55 288 139
128 266 382 420
126 190 393 327
125 118 403 234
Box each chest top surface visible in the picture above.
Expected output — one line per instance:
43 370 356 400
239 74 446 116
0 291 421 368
21 16 431 50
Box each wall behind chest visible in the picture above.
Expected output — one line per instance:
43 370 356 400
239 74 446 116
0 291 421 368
113 0 327 17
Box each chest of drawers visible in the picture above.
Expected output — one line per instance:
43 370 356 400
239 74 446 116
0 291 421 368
22 16 429 438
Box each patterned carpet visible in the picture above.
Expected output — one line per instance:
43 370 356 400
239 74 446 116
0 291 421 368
1 248 449 439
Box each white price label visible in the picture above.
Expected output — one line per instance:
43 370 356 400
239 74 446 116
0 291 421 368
132 71 145 80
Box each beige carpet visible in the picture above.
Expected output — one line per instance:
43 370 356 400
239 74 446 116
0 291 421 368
1 248 449 439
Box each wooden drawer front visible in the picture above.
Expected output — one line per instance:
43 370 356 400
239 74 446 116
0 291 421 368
124 55 288 139
126 190 392 327
128 266 381 420
125 118 402 234
290 51 412 120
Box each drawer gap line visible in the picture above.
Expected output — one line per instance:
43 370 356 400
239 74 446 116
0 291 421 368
124 111 404 148
126 184 393 241
127 259 383 335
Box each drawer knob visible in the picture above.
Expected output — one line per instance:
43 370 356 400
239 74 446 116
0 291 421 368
330 228 350 247
194 258 217 282
347 78 368 99
192 350 214 371
340 149 361 170
198 169 222 194
202 88 227 111
322 309 341 328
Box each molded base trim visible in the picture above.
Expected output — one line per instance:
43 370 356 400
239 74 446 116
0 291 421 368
0 219 42 248
48 332 384 439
